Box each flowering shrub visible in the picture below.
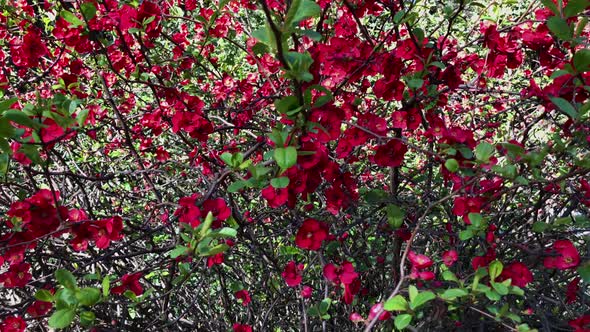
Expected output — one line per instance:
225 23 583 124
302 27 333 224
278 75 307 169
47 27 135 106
0 0 589 331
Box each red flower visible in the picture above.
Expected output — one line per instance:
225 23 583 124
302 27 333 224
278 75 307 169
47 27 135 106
26 300 53 317
544 239 580 270
569 315 590 332
498 262 533 288
566 277 580 304
408 251 433 269
1 316 26 332
323 261 358 285
202 198 231 228
175 194 202 228
207 253 224 268
92 216 124 249
0 263 32 288
442 250 458 267
233 323 253 332
301 285 313 298
282 261 304 287
235 289 251 306
373 139 408 167
261 186 288 208
295 219 329 251
111 273 143 296
368 303 391 322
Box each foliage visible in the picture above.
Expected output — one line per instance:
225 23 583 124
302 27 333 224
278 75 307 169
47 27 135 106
0 0 589 331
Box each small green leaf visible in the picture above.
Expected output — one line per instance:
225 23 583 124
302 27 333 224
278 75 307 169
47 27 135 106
408 285 418 303
547 16 573 41
445 159 459 172
2 110 42 130
214 227 237 238
442 270 459 283
459 229 473 240
319 298 332 314
0 98 17 114
573 49 590 73
60 10 85 27
406 78 424 89
169 245 189 258
200 211 215 238
102 276 110 297
386 204 405 229
48 308 76 329
228 180 249 193
384 295 408 311
76 287 101 306
440 288 468 300
55 269 77 289
35 289 54 302
220 152 234 166
551 97 578 119
564 0 590 17
271 177 290 188
274 146 297 169
81 2 98 20
79 311 96 327
410 291 435 310
489 260 503 280
577 261 590 283
475 142 494 162
540 0 559 14
394 314 412 330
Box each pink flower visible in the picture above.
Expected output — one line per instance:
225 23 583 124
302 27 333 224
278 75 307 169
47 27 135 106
442 250 458 267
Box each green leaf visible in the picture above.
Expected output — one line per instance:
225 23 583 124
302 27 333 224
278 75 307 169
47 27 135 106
551 97 578 119
76 287 101 306
475 142 494 162
440 288 468 300
319 298 332 314
274 146 297 169
200 211 215 238
200 243 230 256
285 52 314 82
0 153 8 176
468 213 483 227
386 204 405 229
284 0 321 29
48 308 76 329
406 78 424 89
169 245 188 258
299 29 322 41
540 0 560 14
55 269 77 289
220 152 234 166
228 180 249 193
445 159 459 172
408 285 418 303
459 229 473 240
442 270 459 283
573 49 590 72
81 2 98 20
384 295 408 311
271 177 290 188
547 16 573 41
214 227 237 238
2 110 42 130
410 291 435 310
565 0 590 17
102 276 110 297
35 289 54 302
0 98 17 114
485 289 501 301
394 314 412 330
275 96 300 115
491 281 509 295
489 260 503 280
79 311 96 327
60 10 85 27
577 261 590 282
532 221 550 233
